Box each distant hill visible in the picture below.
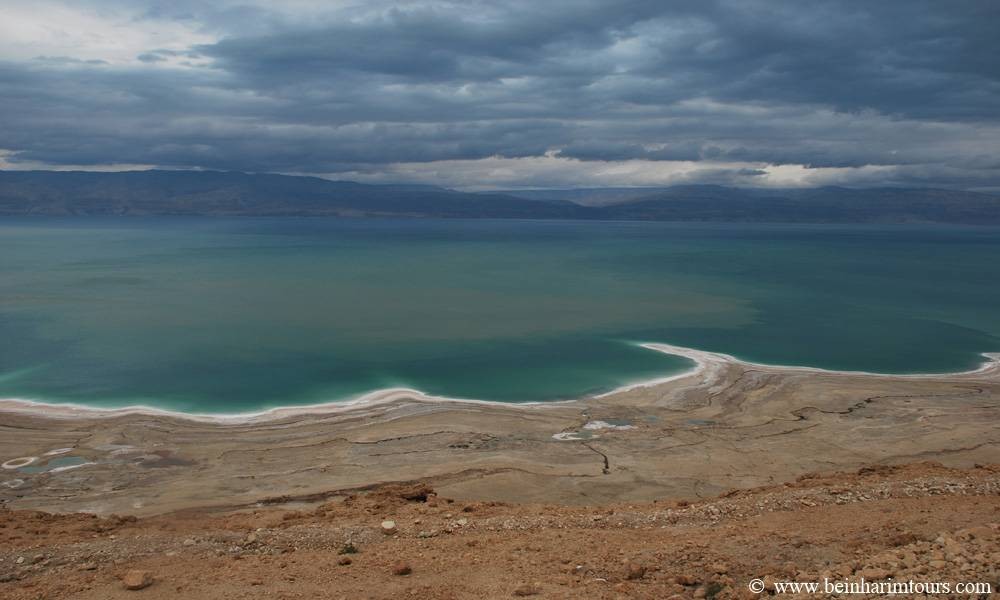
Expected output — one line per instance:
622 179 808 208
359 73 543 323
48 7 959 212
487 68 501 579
490 187 677 207
2 171 999 224
0 170 585 219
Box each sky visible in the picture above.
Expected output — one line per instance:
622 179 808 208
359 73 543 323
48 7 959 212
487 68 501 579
0 0 998 190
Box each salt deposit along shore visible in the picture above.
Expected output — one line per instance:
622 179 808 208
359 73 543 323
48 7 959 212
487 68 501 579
1 344 999 516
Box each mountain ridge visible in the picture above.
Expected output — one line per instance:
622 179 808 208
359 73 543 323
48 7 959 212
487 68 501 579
2 170 999 224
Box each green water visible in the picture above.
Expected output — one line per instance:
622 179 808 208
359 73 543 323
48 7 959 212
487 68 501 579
1 218 998 413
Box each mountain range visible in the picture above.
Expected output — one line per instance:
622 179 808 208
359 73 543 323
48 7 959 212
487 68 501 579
2 170 999 224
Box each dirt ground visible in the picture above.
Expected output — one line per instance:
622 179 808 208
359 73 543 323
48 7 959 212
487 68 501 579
2 462 998 599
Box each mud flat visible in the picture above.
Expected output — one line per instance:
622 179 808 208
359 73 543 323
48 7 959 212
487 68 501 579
1 345 999 516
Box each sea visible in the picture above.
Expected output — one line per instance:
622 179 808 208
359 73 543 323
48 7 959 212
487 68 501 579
1 217 998 413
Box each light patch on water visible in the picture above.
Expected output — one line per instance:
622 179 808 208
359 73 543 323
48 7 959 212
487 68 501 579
48 460 95 473
582 420 635 431
2 456 37 469
15 455 93 474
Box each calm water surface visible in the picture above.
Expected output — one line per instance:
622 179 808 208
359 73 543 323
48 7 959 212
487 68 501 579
1 218 998 412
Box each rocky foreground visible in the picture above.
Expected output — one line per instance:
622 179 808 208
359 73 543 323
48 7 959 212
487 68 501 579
1 462 998 599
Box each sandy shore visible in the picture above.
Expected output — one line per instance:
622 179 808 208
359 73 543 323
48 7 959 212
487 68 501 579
2 344 999 515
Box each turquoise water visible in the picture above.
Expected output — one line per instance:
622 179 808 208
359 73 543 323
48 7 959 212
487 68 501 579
1 218 998 413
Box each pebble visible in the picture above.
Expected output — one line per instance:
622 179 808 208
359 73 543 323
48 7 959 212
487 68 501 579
859 567 890 580
513 582 541 596
625 563 646 580
121 569 154 591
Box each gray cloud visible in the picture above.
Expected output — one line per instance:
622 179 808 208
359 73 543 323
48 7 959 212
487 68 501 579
0 0 998 188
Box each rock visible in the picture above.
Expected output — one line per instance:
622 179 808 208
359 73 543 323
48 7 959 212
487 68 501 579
625 563 646 580
513 583 541 596
860 567 890 580
182 539 196 546
965 526 994 540
79 562 98 571
693 587 707 599
15 557 25 565
675 574 699 586
392 562 411 576
456 518 469 526
122 569 154 590
338 557 352 566
381 520 398 535
245 532 258 544
396 483 434 502
711 563 729 574
762 575 776 592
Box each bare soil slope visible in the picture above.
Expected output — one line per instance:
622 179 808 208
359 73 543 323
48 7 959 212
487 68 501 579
2 462 998 599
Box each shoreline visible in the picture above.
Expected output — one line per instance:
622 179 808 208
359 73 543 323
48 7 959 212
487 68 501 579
1 342 998 424
2 339 999 515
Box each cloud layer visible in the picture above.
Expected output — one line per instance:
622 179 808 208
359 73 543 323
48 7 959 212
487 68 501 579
1 0 998 189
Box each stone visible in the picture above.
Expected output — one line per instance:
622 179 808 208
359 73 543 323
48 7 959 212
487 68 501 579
381 520 398 535
122 569 154 590
392 562 411 576
625 563 646 580
513 583 541 596
338 557 352 566
860 567 891 580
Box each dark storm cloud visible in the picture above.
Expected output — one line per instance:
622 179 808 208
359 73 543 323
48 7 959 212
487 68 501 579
0 0 998 188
